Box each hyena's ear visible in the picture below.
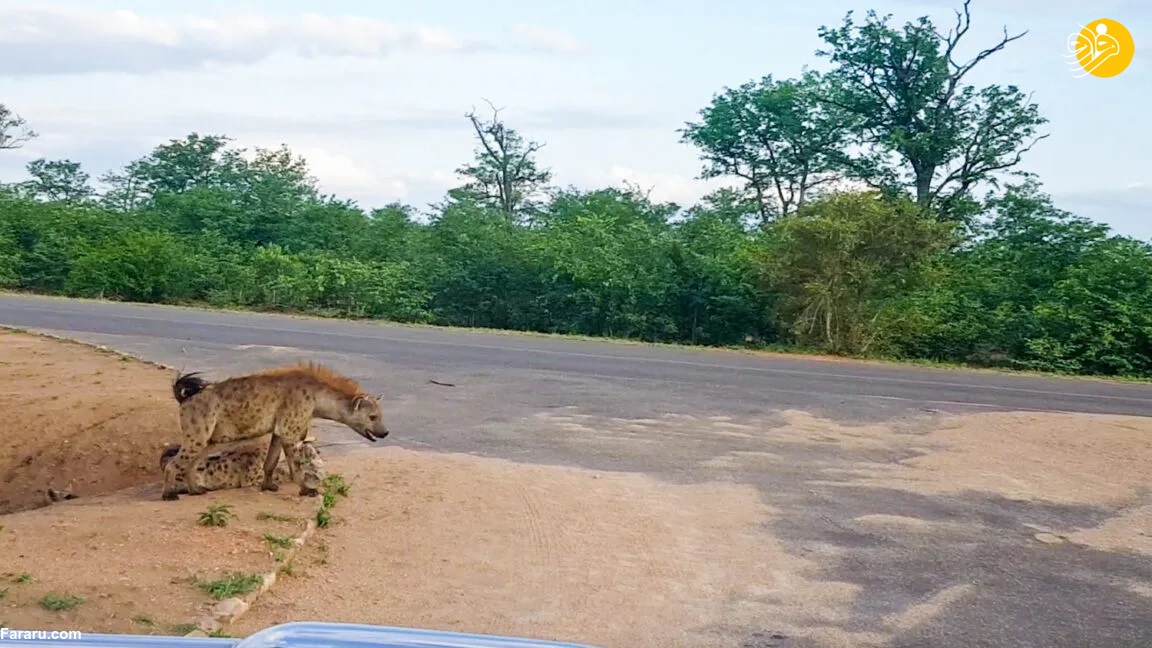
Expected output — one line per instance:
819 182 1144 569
351 395 370 411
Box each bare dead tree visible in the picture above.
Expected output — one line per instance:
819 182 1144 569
455 99 552 219
0 104 37 150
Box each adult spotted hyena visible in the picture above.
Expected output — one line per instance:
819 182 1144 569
162 362 386 501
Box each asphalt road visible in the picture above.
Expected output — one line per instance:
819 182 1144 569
3 292 1152 648
1 292 1151 423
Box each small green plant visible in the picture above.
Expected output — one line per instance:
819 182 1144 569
256 511 296 522
315 506 332 528
208 629 232 638
13 572 32 584
315 472 350 528
40 593 83 611
264 532 294 562
132 613 155 627
323 474 350 497
264 533 293 550
196 572 263 600
198 502 236 527
169 623 198 635
316 540 330 565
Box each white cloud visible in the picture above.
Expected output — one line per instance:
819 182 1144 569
280 147 464 206
0 3 480 76
286 147 388 195
0 4 589 76
596 166 735 206
509 24 583 53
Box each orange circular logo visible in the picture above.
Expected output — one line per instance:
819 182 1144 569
1066 18 1135 78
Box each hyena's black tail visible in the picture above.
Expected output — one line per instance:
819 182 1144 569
172 371 211 404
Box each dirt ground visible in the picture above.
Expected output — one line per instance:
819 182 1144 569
0 485 318 634
233 410 1152 648
232 447 779 647
0 328 321 634
3 327 1152 647
0 328 179 515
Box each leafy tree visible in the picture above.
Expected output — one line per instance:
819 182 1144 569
756 190 957 354
1028 236 1152 375
690 188 763 230
0 221 18 288
230 144 321 246
536 187 679 339
814 0 1048 220
897 179 1152 376
150 186 249 239
97 160 150 212
454 101 552 221
0 193 127 292
354 204 425 263
680 70 850 223
64 229 212 303
131 132 243 197
668 200 772 345
421 194 551 330
96 134 243 213
18 158 95 204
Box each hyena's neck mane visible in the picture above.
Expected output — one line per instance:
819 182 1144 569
255 362 366 418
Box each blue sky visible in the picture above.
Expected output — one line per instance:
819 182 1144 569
0 0 1149 238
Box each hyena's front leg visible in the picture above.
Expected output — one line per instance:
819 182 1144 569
164 407 216 500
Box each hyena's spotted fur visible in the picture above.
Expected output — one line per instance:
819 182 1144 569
159 437 325 495
162 362 388 501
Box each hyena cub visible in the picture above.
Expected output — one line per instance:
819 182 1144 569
159 438 325 495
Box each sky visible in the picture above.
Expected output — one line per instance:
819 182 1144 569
0 0 1149 238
